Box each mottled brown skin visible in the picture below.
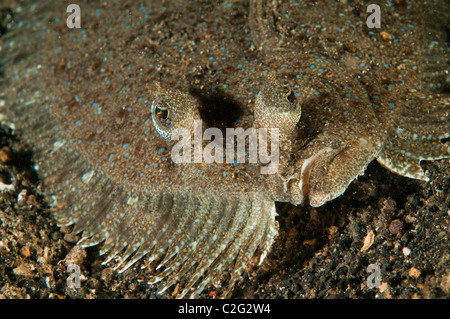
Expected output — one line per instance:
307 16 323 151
1 0 449 297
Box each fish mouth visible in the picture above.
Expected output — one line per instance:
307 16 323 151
295 147 335 207
290 136 378 207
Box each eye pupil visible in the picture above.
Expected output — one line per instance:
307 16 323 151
155 107 169 120
286 90 296 105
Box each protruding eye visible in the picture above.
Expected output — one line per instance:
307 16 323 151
151 100 172 139
149 88 201 141
285 90 297 106
254 81 302 141
155 107 169 120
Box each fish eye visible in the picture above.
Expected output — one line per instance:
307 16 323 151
151 100 173 139
285 90 296 106
155 107 169 120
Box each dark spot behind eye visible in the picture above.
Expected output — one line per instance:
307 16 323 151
189 87 242 132
286 90 297 105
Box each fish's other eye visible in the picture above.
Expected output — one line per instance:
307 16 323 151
285 90 296 106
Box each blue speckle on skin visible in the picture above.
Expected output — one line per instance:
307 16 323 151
158 148 164 154
75 121 82 126
123 143 130 148
389 103 396 108
124 153 129 157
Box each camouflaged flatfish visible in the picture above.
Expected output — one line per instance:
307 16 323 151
1 0 449 297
